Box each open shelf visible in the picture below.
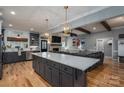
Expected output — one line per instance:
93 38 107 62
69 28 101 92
7 37 28 42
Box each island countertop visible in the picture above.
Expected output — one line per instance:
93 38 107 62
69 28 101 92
32 52 99 71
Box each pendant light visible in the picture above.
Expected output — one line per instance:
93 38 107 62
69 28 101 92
44 18 49 37
63 6 71 35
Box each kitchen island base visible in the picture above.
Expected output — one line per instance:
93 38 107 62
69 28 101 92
33 55 87 87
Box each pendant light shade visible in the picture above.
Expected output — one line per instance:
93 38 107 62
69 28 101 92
44 18 49 37
63 6 71 35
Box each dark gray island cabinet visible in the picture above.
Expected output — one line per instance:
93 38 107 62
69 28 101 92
32 52 99 87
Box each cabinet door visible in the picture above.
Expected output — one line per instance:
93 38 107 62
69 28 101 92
45 65 52 84
11 52 18 63
39 58 45 77
32 56 36 69
60 72 74 87
51 68 60 87
35 59 40 74
32 56 40 74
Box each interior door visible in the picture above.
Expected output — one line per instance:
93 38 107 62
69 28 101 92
41 40 47 52
96 39 104 52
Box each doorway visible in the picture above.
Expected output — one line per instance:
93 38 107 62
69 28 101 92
96 39 104 52
41 40 47 52
96 38 113 59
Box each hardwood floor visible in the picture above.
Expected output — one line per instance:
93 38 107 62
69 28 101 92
0 61 51 87
0 58 124 87
87 59 124 87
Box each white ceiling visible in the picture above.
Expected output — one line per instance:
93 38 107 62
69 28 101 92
75 15 124 34
82 22 106 33
107 16 124 28
0 6 108 33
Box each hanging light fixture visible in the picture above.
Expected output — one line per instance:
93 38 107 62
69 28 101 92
63 6 71 35
44 18 51 44
44 18 49 37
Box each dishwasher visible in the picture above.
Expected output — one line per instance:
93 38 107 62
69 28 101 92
26 51 33 60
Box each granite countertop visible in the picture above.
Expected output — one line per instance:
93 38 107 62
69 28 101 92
32 52 99 71
4 49 40 52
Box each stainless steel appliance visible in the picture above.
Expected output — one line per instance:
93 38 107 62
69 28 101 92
26 51 33 60
118 39 124 63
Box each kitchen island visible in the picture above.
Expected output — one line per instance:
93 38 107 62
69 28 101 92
32 52 99 87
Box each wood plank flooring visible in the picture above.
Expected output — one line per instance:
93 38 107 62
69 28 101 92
0 58 124 87
87 59 124 87
0 61 51 87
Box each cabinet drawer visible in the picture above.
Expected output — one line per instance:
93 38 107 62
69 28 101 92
60 64 73 75
47 60 60 69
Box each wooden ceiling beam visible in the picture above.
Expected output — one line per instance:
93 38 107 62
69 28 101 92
75 27 91 34
62 31 77 36
101 21 111 31
70 33 77 37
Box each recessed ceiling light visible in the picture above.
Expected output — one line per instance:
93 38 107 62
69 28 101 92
10 11 16 15
9 24 13 27
93 27 96 30
30 28 34 31
0 12 3 16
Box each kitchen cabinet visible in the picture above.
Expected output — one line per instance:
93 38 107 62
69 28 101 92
32 52 99 87
45 61 74 87
51 67 60 86
60 71 74 87
3 52 26 64
32 56 40 74
33 56 46 76
33 56 76 87
32 56 36 69
3 52 17 64
32 54 88 87
39 58 45 77
60 64 74 87
45 61 60 86
45 64 52 84
30 33 39 46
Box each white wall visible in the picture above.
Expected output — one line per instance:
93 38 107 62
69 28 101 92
4 29 30 52
79 27 124 59
66 37 79 49
61 36 81 53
